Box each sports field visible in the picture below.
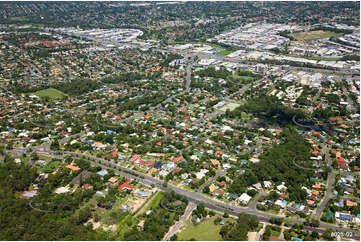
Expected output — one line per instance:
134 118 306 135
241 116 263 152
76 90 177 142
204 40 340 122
34 88 67 99
290 30 343 41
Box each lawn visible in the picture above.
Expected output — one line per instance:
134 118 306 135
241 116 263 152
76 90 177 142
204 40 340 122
177 217 223 241
146 191 163 210
231 74 254 82
34 88 67 100
217 50 235 56
219 102 241 112
290 30 343 41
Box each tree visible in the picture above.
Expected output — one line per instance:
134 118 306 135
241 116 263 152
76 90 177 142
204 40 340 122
203 186 210 193
223 212 229 218
50 140 60 150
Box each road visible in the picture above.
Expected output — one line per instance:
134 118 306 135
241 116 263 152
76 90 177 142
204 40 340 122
197 169 225 193
7 147 359 239
313 144 335 220
249 192 268 210
161 48 359 76
342 85 358 112
75 36 359 77
185 59 192 92
313 88 322 103
163 202 197 241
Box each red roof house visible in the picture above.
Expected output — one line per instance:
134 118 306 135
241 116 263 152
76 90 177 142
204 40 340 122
118 183 134 191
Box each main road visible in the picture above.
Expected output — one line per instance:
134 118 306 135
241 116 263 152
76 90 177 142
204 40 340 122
7 147 359 239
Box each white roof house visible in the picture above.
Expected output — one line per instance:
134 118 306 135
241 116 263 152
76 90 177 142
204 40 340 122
264 181 272 189
277 184 287 191
238 193 252 205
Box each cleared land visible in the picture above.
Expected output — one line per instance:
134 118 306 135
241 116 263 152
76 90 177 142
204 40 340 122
34 88 67 99
290 30 343 41
177 217 223 241
231 74 254 82
219 102 241 112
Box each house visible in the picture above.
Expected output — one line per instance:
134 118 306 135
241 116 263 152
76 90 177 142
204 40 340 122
135 190 150 197
313 183 321 189
111 150 120 157
118 183 134 191
211 159 220 166
238 193 252 205
214 189 224 196
307 200 315 206
192 215 201 223
172 200 183 206
264 181 272 189
82 184 93 189
228 193 238 200
97 170 108 177
173 156 184 163
66 164 80 171
334 198 344 208
55 186 70 194
155 162 163 169
137 220 145 230
311 189 319 196
253 183 262 190
130 154 140 163
287 206 297 214
269 236 285 241
209 184 217 193
21 191 37 198
277 184 287 191
108 177 118 184
335 212 354 222
275 199 286 208
346 200 357 207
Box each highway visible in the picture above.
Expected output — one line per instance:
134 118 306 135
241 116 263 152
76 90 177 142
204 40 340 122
73 35 359 77
160 47 359 76
6 147 360 239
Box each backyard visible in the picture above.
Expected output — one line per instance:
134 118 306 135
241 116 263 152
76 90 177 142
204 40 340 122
177 217 224 241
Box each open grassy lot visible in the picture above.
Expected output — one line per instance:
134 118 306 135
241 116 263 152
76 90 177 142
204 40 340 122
231 74 254 82
34 88 67 100
177 217 223 241
217 50 235 56
219 102 241 112
286 54 341 61
146 191 163 210
290 30 343 41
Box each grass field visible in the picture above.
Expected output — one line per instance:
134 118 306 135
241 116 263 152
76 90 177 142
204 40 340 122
34 88 67 100
290 30 343 41
219 102 241 112
146 191 163 210
231 74 254 82
217 50 235 56
177 217 223 241
285 54 341 61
